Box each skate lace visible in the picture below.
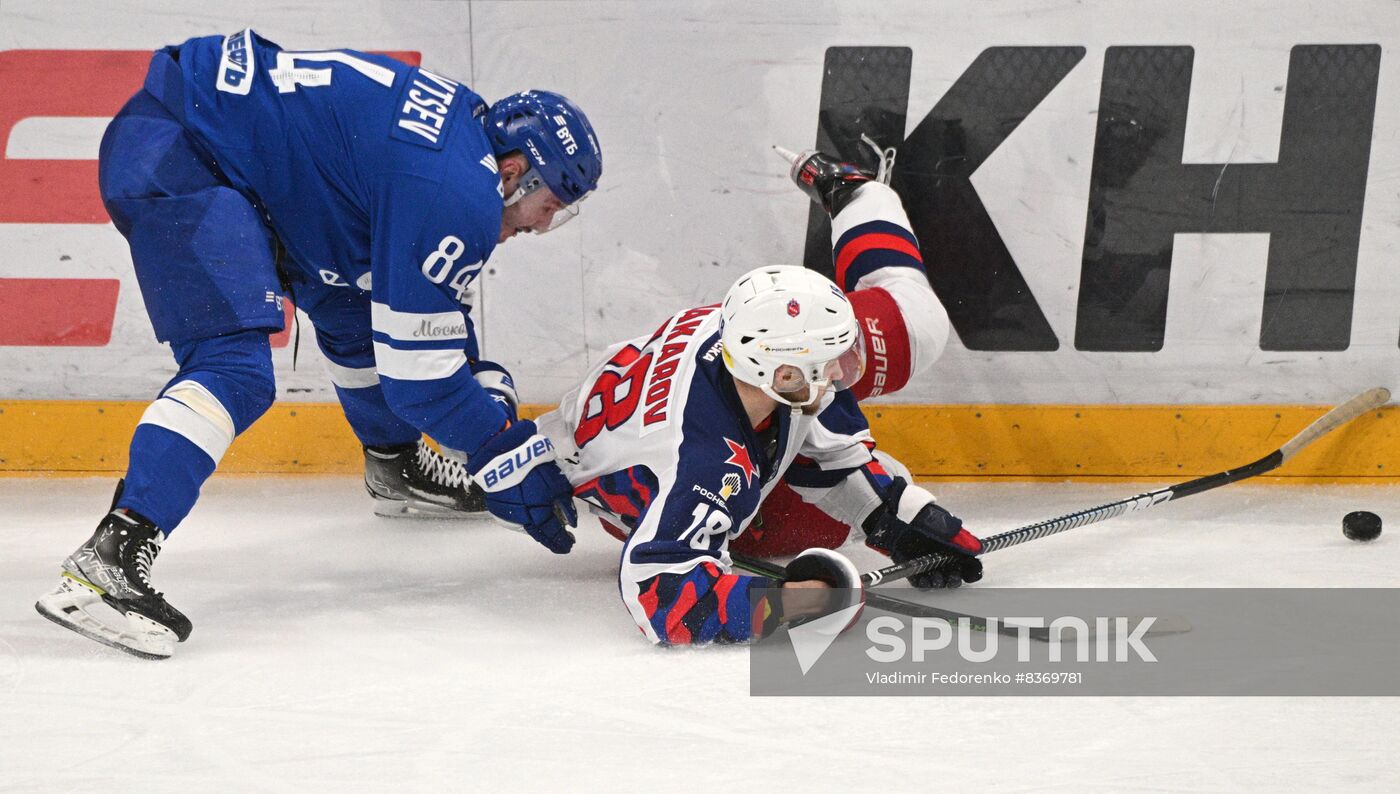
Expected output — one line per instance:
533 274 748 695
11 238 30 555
134 537 161 595
415 441 469 489
859 133 897 185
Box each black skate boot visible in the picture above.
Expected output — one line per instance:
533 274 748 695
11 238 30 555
364 439 487 517
36 508 191 660
775 136 895 216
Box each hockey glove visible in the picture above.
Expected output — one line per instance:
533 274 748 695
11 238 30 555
468 419 577 554
471 360 519 422
779 548 865 631
864 478 984 589
778 148 873 217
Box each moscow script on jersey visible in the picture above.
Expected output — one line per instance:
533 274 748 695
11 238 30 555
146 29 508 453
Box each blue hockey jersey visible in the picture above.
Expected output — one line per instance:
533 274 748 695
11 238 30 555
143 29 509 453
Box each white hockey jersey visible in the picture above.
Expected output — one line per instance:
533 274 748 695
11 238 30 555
536 304 879 645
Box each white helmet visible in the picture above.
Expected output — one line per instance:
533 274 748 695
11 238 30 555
720 265 864 406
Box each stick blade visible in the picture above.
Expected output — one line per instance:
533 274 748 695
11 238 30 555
1280 386 1390 461
772 145 802 166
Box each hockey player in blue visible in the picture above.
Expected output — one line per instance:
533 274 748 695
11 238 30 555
35 29 601 659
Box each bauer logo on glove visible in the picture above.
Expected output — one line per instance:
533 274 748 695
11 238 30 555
476 435 556 491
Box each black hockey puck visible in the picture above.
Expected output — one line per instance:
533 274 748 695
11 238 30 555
1343 511 1382 542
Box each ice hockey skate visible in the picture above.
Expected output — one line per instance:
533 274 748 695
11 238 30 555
35 508 191 660
364 439 489 517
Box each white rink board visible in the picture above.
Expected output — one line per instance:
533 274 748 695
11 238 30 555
1 0 1398 405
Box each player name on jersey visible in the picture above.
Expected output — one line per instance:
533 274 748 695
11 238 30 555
642 306 716 429
395 69 460 147
216 29 256 95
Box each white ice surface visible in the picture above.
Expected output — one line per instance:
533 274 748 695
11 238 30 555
2 477 1399 791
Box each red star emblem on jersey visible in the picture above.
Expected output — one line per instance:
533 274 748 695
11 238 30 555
723 437 759 487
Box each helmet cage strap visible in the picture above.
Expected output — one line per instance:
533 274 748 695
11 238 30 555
760 380 823 409
762 363 830 408
505 166 547 207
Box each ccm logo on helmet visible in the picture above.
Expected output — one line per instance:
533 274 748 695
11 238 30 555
480 437 555 489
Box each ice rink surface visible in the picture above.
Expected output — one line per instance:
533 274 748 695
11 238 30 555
2 476 1398 792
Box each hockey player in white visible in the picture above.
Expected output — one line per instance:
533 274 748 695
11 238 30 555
538 260 984 644
735 145 964 573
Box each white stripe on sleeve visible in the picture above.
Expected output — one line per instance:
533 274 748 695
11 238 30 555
138 380 236 463
370 301 470 343
322 358 381 389
372 343 468 381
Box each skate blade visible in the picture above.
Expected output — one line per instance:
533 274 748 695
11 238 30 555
371 497 487 519
35 576 176 660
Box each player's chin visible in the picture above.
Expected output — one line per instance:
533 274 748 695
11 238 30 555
775 390 826 415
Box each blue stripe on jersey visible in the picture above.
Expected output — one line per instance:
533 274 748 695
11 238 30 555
833 219 921 252
833 219 925 291
841 249 925 292
370 330 469 352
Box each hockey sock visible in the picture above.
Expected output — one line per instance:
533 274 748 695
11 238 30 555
333 382 420 448
117 331 276 534
118 421 219 536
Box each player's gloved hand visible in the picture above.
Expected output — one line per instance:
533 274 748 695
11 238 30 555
467 419 577 553
863 478 984 589
775 147 873 216
779 548 865 630
471 359 519 422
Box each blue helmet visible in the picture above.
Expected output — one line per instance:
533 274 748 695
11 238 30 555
486 90 602 205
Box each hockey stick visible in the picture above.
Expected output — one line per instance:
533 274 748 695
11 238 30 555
730 551 1059 641
729 552 1191 641
860 386 1391 587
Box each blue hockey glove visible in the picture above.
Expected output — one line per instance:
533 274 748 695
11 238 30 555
471 360 519 422
468 419 577 553
863 478 984 589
